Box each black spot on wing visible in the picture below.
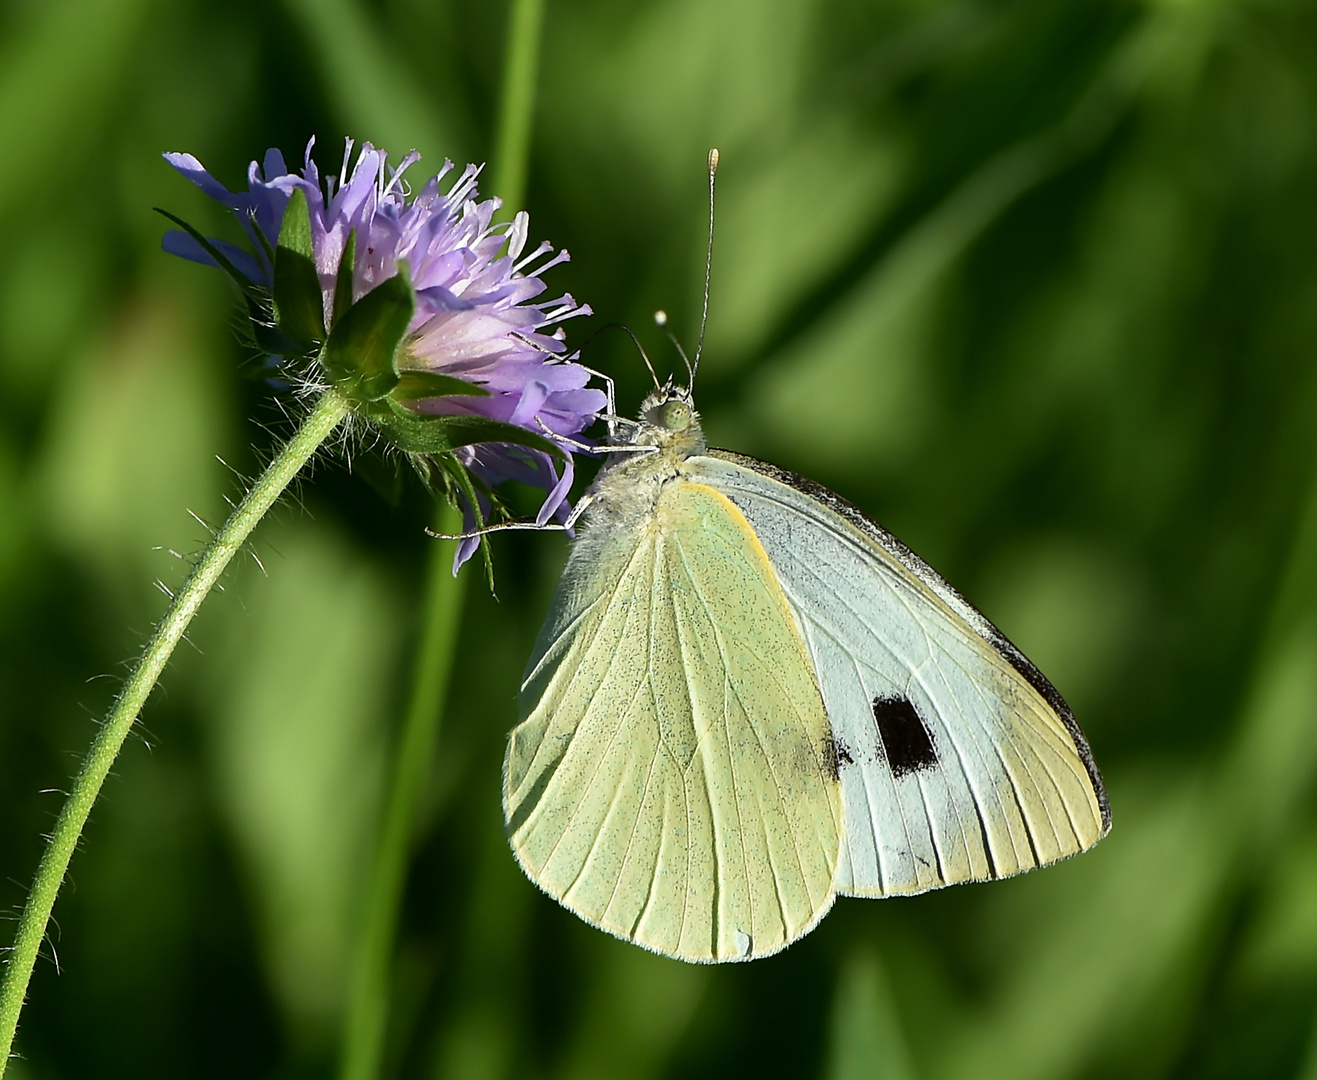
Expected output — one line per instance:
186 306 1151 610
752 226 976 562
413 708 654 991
872 695 937 778
703 448 1112 835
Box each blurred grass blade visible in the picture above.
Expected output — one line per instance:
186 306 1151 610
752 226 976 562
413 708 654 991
554 947 706 1080
281 0 465 165
337 3 549 1077
338 505 465 1080
0 0 152 216
492 0 546 213
827 950 917 1080
1299 1012 1317 1080
1220 395 1317 851
751 6 1178 468
209 518 403 1048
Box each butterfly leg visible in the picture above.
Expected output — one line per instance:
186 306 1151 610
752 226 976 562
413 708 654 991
425 519 570 542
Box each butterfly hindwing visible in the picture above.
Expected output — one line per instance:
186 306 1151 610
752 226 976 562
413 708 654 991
691 451 1110 897
506 477 841 962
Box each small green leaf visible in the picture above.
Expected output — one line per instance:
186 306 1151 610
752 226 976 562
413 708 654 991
322 268 415 403
333 229 356 327
273 189 325 348
392 371 492 401
279 188 315 259
444 459 497 589
246 296 309 357
435 415 568 459
252 218 278 271
366 398 567 460
155 208 259 297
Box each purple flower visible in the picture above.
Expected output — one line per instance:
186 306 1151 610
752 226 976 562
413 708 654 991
163 139 605 570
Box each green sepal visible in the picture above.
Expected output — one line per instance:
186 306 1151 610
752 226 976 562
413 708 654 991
443 457 497 590
333 229 356 327
252 217 278 272
365 396 566 460
391 370 492 401
429 414 567 460
246 295 309 357
322 267 414 403
155 208 260 298
273 189 325 349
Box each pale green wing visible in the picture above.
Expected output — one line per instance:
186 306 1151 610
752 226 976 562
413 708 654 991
506 479 841 963
690 451 1110 897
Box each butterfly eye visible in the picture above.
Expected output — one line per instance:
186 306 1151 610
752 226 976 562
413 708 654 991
659 400 692 431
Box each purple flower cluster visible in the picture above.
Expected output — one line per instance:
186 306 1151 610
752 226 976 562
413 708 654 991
163 139 605 568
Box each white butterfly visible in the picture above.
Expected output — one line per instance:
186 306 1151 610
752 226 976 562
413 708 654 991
502 384 1110 964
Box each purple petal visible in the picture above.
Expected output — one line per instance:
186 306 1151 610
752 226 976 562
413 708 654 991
161 230 265 284
415 284 475 314
163 136 604 575
510 380 550 427
161 229 213 266
261 147 288 179
163 152 241 207
453 534 480 574
535 457 574 526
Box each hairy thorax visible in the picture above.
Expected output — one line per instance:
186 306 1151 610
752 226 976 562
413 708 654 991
581 394 708 535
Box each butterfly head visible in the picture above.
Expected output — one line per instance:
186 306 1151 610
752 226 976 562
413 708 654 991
643 383 696 434
615 382 705 464
589 383 704 511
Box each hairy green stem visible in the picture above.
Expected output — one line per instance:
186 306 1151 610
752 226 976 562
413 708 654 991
339 504 465 1080
0 389 351 1075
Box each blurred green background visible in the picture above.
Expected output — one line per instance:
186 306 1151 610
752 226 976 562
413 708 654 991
2 0 1317 1076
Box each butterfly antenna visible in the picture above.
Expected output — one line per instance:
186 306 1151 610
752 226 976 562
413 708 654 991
653 309 694 389
630 326 662 393
570 321 662 395
691 147 718 388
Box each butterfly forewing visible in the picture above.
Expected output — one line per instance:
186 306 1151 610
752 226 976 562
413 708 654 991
691 451 1110 898
506 478 841 962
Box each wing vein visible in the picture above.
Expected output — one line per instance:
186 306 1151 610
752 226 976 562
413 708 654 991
537 542 657 876
674 538 815 918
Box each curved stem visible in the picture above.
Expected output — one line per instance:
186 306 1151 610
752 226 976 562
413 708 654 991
339 504 464 1080
0 389 352 1075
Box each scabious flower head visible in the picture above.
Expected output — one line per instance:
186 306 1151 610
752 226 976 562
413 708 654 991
163 138 605 569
